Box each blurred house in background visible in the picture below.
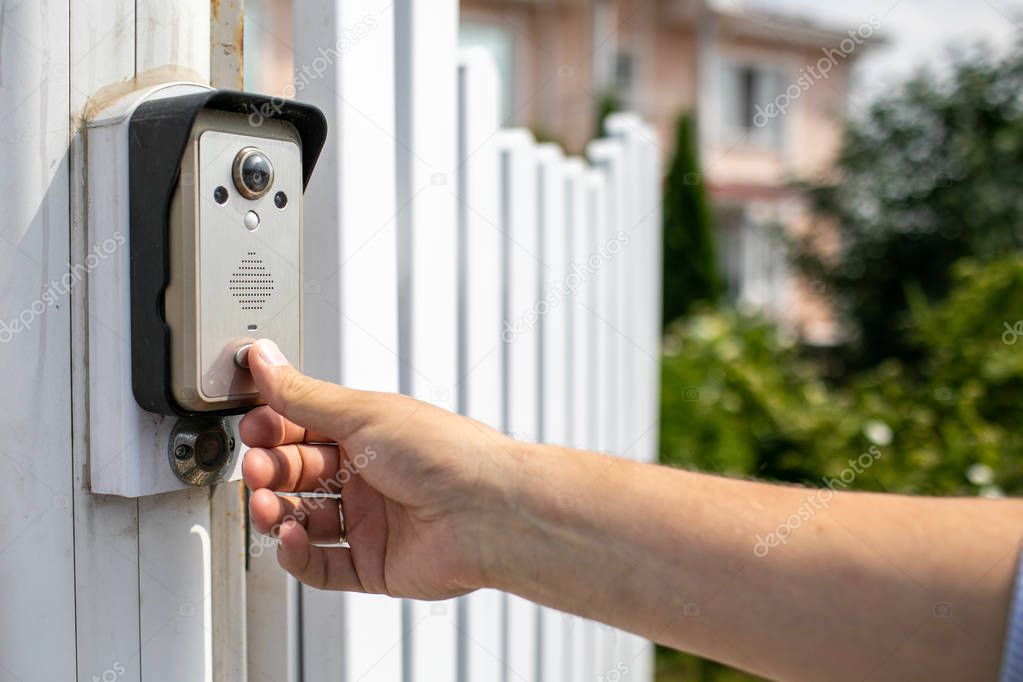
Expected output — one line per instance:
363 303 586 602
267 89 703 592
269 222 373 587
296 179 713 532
461 0 879 343
244 0 877 343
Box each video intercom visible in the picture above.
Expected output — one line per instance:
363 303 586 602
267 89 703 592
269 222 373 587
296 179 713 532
128 91 327 417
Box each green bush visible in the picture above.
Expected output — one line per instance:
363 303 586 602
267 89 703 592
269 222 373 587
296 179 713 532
661 257 1023 495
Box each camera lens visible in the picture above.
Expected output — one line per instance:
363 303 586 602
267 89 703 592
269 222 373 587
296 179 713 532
194 428 228 471
232 147 274 199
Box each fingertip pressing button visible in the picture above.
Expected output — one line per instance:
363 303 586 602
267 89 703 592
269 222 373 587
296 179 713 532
234 343 253 369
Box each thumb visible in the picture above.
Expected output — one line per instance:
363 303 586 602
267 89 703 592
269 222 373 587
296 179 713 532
245 339 365 439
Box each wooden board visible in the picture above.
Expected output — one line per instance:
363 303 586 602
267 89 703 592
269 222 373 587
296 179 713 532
395 1 461 679
67 1 142 679
497 128 540 682
291 1 406 680
0 1 76 677
457 47 505 682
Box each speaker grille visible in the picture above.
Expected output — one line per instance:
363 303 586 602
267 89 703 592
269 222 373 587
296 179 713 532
229 251 275 311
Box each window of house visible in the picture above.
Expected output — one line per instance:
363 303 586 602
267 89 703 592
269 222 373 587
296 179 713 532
720 61 787 149
459 22 515 124
717 205 790 314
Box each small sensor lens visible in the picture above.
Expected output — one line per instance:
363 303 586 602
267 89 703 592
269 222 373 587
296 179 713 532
274 191 288 209
214 186 228 205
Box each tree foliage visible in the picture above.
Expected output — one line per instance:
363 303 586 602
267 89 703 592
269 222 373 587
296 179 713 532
662 112 722 327
797 42 1023 369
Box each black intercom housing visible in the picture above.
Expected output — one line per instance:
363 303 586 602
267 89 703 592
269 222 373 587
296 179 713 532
129 90 327 417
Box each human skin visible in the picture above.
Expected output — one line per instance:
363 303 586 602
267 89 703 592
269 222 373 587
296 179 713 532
240 339 1023 681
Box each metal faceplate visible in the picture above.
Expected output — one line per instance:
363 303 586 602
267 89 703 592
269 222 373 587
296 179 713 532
197 129 303 400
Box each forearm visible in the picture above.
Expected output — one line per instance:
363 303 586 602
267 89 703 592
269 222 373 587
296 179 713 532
487 442 1023 681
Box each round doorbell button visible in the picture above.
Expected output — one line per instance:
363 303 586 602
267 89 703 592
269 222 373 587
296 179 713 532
233 344 253 369
243 210 260 231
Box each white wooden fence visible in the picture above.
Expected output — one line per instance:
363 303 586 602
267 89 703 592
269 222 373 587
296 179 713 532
0 1 662 679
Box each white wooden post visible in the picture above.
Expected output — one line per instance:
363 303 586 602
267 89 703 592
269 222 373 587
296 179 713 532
578 166 610 682
64 1 230 681
631 124 664 682
562 157 590 681
604 113 651 682
292 1 404 680
209 4 249 678
639 122 664 468
0 1 75 679
585 140 630 680
497 128 541 682
133 2 216 679
66 1 140 678
586 140 621 463
537 143 569 451
456 48 505 682
536 143 570 681
605 115 641 461
394 0 461 678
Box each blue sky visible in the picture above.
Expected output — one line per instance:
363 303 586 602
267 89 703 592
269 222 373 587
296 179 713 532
749 0 1023 105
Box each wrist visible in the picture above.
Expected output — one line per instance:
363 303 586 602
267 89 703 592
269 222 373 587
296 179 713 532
476 440 594 597
473 437 553 591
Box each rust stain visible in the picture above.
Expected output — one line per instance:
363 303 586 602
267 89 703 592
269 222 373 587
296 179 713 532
211 0 221 21
236 11 245 90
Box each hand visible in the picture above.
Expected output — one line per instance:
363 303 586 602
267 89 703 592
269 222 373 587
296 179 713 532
240 339 520 599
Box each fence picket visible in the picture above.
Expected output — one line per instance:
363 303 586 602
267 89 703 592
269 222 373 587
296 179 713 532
395 1 462 678
456 48 506 682
537 144 570 682
498 128 541 682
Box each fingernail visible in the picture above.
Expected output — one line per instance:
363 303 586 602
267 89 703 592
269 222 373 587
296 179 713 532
256 339 289 367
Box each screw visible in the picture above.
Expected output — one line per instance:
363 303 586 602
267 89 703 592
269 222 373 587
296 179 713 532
174 444 193 461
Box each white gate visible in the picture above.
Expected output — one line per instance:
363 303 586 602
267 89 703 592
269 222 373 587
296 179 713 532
0 1 662 679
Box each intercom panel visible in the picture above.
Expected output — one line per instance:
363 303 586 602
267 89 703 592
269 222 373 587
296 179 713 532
127 88 326 418
166 111 304 413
